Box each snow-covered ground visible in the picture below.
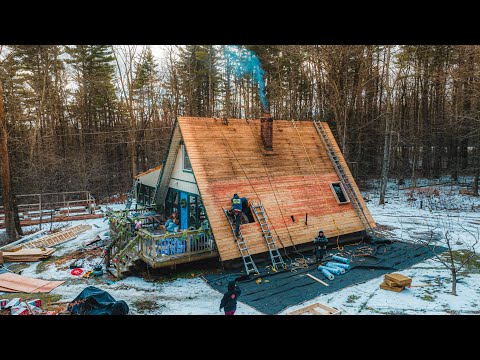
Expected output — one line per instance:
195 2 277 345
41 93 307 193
1 179 479 315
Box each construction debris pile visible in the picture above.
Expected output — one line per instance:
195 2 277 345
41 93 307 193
379 273 412 292
0 297 63 315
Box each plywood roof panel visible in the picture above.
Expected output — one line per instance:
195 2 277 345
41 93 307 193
177 117 376 261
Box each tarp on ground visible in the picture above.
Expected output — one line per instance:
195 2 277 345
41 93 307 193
203 240 446 314
68 286 129 315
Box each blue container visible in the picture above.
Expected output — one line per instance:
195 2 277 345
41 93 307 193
332 255 350 264
319 265 342 275
326 261 350 270
319 268 334 280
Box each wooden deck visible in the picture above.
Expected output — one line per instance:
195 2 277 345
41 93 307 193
137 250 219 268
177 117 376 261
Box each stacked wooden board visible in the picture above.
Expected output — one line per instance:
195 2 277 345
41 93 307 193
379 273 412 292
19 225 92 249
0 273 64 293
1 248 55 262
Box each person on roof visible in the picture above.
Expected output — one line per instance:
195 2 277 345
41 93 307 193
313 230 329 263
219 281 242 315
231 193 247 237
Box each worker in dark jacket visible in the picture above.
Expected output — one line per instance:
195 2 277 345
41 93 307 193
313 230 329 263
231 193 247 237
219 281 242 315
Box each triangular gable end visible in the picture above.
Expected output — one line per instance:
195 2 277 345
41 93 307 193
176 117 376 262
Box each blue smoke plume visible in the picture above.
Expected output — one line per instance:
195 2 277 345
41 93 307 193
224 45 268 111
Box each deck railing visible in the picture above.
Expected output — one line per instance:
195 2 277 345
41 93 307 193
106 211 216 276
136 228 215 263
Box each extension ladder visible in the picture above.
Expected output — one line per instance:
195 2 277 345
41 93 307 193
251 202 286 271
222 207 259 276
313 120 376 237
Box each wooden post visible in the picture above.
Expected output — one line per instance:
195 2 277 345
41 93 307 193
38 194 42 230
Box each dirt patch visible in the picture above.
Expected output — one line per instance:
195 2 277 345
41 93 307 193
132 299 163 314
375 223 399 232
53 247 104 270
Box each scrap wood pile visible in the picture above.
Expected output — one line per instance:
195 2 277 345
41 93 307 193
1 248 55 262
0 272 64 293
379 273 412 292
19 224 92 249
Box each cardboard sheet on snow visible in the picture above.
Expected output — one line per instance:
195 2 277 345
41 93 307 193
0 273 64 293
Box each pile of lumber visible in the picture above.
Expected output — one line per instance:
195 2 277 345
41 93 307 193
19 224 92 250
0 272 64 293
0 248 55 262
379 273 412 292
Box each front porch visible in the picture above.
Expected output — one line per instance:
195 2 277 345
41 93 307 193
105 210 218 277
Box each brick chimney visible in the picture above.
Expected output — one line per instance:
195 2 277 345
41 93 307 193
260 113 273 151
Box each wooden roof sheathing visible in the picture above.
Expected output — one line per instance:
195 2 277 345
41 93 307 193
177 117 376 261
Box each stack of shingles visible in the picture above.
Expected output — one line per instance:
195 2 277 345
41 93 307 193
0 248 55 262
379 273 412 292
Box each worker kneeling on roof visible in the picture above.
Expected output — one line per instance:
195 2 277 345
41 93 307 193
313 230 329 263
231 193 247 237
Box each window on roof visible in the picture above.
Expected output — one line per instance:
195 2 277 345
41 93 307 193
330 182 350 204
183 146 192 172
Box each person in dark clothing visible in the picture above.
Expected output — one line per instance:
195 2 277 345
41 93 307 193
219 281 242 315
313 230 329 263
231 193 247 237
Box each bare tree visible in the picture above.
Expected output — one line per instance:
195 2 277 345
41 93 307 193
405 214 479 296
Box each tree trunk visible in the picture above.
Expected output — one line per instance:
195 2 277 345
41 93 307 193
379 46 393 205
0 82 17 243
451 268 457 296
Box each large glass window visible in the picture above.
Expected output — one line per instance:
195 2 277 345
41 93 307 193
183 146 192 171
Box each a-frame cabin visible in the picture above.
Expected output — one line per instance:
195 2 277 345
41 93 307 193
151 115 376 264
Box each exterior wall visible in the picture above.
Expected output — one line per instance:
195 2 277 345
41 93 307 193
137 169 161 188
168 144 200 195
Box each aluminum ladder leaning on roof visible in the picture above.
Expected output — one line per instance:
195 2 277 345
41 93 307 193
222 207 259 276
312 119 376 237
251 202 286 271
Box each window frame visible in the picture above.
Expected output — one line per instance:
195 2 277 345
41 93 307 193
329 182 350 204
183 145 192 173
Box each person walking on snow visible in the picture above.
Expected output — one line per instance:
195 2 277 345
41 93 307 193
219 281 242 315
231 193 247 237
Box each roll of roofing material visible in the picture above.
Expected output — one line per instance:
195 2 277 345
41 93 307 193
332 255 350 264
319 265 343 275
319 267 334 280
326 261 350 270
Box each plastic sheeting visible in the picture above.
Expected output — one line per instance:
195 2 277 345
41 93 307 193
204 241 446 314
68 286 129 315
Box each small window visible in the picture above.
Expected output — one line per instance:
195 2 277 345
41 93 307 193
330 182 350 204
183 146 192 172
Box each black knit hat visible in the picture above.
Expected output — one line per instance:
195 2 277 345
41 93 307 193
228 281 236 291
